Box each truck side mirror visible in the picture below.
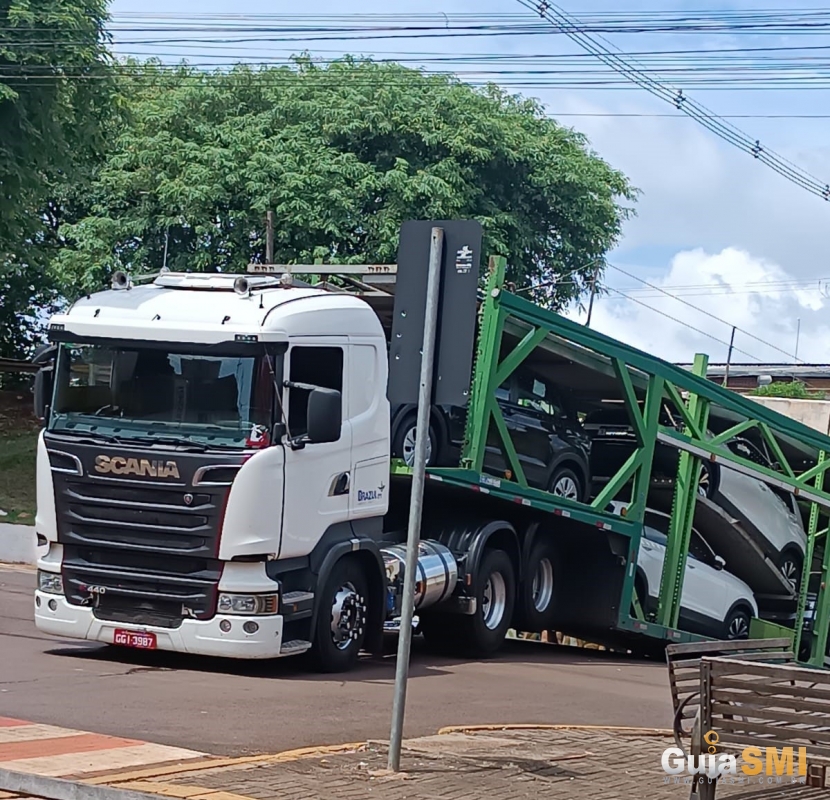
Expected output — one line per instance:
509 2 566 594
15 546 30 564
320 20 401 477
33 367 53 425
306 387 342 444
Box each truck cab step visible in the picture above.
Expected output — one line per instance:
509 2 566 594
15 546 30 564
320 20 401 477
281 591 314 622
280 639 312 656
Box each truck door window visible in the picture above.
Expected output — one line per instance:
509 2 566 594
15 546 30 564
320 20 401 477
288 346 343 438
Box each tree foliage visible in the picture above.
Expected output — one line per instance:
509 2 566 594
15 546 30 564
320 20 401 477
56 58 636 306
0 0 113 361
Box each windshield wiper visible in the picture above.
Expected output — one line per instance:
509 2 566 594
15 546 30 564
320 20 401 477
126 435 210 452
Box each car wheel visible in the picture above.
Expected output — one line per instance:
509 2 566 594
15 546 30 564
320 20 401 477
516 540 557 631
778 550 803 594
723 606 751 641
456 549 516 657
697 462 717 498
309 557 368 673
549 466 583 502
393 416 439 468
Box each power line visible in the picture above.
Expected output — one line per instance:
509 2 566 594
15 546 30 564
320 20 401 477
605 263 802 362
601 287 764 362
517 1 830 202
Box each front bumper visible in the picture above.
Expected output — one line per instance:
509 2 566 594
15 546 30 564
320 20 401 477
34 592 285 659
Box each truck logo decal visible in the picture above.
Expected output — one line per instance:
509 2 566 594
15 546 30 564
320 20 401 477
94 455 181 479
357 482 385 503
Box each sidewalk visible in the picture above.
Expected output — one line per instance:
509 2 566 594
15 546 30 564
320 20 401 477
98 726 826 800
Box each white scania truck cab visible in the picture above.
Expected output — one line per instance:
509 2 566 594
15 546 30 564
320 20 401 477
33 272 407 669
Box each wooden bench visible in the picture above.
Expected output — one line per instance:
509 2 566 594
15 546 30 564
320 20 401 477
690 656 830 798
665 637 795 750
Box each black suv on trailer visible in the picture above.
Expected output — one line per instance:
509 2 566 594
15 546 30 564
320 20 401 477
390 366 592 502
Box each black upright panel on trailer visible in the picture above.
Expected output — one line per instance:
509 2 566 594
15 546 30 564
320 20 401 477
387 219 482 408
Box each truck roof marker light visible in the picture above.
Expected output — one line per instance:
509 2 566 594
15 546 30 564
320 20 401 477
234 276 250 296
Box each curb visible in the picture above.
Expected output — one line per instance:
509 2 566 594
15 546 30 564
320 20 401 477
436 723 673 737
0 768 169 800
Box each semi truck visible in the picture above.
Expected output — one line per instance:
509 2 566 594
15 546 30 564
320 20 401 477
30 220 830 672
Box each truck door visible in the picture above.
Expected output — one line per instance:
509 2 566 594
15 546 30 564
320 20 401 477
278 339 353 560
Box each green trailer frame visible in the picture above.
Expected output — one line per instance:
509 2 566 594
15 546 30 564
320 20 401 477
451 257 830 664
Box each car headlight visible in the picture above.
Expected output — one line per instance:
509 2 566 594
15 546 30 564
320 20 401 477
217 593 278 615
38 571 64 595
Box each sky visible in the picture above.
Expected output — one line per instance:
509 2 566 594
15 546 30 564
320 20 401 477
107 0 830 366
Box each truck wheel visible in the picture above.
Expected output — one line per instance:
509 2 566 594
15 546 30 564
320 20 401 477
309 558 368 673
458 549 516 656
517 540 557 631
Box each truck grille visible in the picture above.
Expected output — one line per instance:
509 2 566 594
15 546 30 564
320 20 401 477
62 545 222 625
54 476 226 559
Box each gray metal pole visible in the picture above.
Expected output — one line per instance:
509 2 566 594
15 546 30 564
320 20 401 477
387 226 444 772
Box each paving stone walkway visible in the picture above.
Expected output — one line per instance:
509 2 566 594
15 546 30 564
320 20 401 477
143 727 827 800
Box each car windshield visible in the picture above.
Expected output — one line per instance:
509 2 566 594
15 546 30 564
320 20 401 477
49 343 278 449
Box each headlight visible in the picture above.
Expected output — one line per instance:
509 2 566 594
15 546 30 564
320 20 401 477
38 571 64 595
217 593 278 615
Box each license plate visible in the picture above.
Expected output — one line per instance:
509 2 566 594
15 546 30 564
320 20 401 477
113 629 157 649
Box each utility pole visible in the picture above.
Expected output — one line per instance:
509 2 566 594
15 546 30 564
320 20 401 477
387 226 444 773
795 318 801 362
585 263 600 327
266 210 274 264
723 326 736 389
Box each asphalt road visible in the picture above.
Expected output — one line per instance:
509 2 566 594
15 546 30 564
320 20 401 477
1 566 673 756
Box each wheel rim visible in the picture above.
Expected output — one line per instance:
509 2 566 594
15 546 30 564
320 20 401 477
531 558 554 613
698 468 709 497
552 475 578 500
727 614 749 640
330 582 366 650
402 426 431 467
781 559 800 591
481 571 507 631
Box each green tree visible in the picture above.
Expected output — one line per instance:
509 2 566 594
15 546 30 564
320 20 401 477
56 58 636 306
0 0 113 362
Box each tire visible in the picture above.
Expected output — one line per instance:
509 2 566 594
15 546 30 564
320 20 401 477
697 462 718 499
778 549 803 594
517 540 557 631
548 465 583 502
631 574 648 621
723 606 751 641
392 414 439 468
456 549 516 657
309 557 369 673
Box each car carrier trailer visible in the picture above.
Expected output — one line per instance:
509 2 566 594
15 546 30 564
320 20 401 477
30 220 830 672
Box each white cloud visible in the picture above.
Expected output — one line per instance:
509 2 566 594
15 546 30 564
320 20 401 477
567 247 830 364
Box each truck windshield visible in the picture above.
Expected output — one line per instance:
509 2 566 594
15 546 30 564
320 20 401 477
49 343 277 449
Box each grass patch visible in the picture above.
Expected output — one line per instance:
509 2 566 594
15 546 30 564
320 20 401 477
0 389 39 524
0 429 38 522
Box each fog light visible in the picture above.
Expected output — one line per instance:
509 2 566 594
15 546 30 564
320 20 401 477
35 596 41 608
219 619 232 633
38 571 64 595
48 599 57 611
243 621 259 635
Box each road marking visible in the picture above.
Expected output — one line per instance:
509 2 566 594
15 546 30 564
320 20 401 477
0 717 205 778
